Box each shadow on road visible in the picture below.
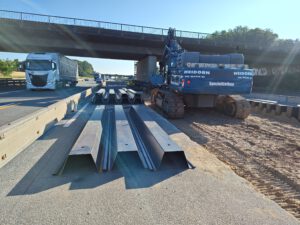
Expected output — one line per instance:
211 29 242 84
7 104 188 196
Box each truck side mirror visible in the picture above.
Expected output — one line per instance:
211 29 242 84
52 62 57 70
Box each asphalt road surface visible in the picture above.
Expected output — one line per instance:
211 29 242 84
0 80 96 127
0 104 298 225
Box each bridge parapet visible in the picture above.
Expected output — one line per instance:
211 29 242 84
0 9 210 39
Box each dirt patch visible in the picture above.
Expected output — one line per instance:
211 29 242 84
167 108 300 219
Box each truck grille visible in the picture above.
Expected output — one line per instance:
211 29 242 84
30 74 48 87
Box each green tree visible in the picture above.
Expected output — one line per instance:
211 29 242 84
210 26 278 47
0 59 19 77
76 60 94 77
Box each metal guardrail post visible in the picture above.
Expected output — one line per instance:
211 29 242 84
0 79 26 87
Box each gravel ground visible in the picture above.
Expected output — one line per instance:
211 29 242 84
169 108 300 219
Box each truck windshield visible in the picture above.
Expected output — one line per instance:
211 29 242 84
26 60 52 71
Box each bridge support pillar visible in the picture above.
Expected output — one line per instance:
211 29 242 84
136 56 157 81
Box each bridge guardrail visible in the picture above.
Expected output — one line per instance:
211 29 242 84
0 9 211 39
0 78 26 87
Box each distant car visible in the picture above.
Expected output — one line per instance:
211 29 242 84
84 78 89 81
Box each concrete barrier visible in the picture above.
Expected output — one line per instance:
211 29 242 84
0 87 94 168
275 104 287 115
286 106 298 118
266 103 276 113
245 93 300 106
258 102 266 111
248 99 300 122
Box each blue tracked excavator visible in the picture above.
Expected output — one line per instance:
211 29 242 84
150 28 254 119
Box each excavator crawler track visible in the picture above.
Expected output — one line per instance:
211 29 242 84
153 90 184 119
218 95 251 119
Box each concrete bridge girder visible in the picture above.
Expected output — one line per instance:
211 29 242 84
0 31 163 60
0 19 300 66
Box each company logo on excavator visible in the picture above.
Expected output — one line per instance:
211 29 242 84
209 82 235 87
233 71 253 76
183 70 211 75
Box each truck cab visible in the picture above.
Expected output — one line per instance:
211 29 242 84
25 52 78 90
25 53 58 90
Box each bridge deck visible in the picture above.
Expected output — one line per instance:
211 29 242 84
0 10 297 64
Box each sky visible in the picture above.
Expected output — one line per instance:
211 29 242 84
0 0 299 74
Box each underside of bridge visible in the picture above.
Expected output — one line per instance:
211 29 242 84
0 19 299 68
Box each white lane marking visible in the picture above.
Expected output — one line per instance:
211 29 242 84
0 90 25 95
63 103 89 128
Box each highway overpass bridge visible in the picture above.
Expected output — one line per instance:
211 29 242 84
0 9 300 78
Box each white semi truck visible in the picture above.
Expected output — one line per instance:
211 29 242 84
25 53 78 90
